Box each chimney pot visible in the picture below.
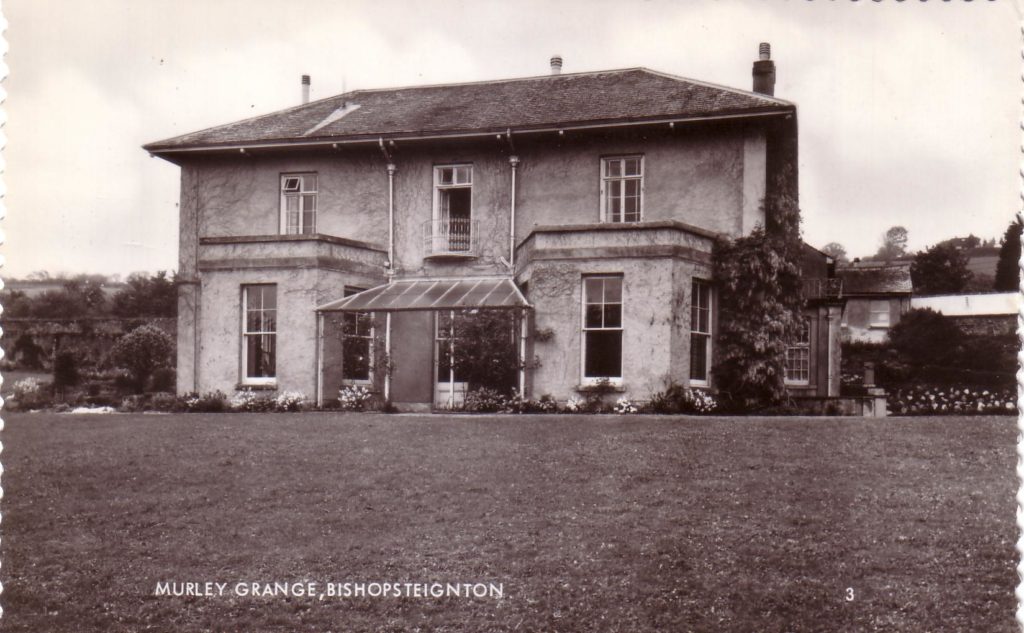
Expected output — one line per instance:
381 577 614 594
752 43 776 96
301 74 311 104
550 55 563 75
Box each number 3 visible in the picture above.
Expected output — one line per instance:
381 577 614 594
845 588 854 602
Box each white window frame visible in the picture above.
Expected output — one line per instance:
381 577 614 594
279 173 317 235
784 318 811 386
432 164 473 222
241 284 277 386
600 155 644 223
341 287 374 385
689 279 712 387
581 275 624 385
869 300 891 328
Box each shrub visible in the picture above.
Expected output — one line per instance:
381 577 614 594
462 387 508 413
536 394 558 413
564 396 584 413
613 397 638 414
181 390 228 413
230 389 275 412
150 367 176 393
109 325 174 394
338 385 374 411
11 377 50 410
648 383 719 414
12 334 44 369
888 308 963 366
119 394 149 413
274 391 307 412
150 392 178 412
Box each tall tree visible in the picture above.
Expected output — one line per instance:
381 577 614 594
875 226 909 261
994 214 1022 291
911 243 973 295
821 242 848 263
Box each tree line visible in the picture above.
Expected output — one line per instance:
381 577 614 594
1 271 177 319
820 215 1022 295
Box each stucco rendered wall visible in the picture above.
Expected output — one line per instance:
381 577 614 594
524 257 709 402
195 266 381 397
515 126 764 245
193 151 391 247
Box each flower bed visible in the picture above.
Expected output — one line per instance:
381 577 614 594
889 385 1016 416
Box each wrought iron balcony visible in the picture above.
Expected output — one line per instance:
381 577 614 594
802 277 843 300
423 218 478 257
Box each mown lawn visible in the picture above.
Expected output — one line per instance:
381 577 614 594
0 412 1016 632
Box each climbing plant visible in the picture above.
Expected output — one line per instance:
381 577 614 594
711 169 805 409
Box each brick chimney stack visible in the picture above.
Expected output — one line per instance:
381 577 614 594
550 55 563 75
752 43 776 96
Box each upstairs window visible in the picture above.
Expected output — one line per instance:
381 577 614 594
689 280 712 385
242 284 277 384
431 165 473 253
869 300 890 327
582 275 623 382
281 173 317 235
784 318 811 385
600 156 643 223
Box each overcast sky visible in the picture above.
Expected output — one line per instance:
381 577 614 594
3 0 1020 277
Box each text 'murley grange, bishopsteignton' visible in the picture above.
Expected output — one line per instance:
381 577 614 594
143 43 844 410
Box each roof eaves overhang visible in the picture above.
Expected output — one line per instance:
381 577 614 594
143 107 796 158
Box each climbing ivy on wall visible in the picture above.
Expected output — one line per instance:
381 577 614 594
711 169 805 408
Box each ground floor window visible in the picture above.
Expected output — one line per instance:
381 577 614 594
582 275 623 381
242 284 276 384
784 318 811 385
689 279 712 385
342 287 372 382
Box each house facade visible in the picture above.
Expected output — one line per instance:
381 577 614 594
145 44 841 409
836 262 913 343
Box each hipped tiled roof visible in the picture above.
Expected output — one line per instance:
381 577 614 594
837 263 913 296
144 68 793 152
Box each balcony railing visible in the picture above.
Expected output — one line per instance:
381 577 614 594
423 218 477 256
802 278 843 300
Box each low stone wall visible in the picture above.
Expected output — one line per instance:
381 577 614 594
1 317 177 369
948 314 1015 337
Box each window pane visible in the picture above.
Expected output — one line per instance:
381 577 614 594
625 179 639 197
262 312 276 333
438 167 453 185
286 196 299 212
261 287 276 310
584 278 603 303
603 304 621 328
302 174 317 192
282 177 300 192
690 333 708 381
584 330 622 378
302 210 315 233
585 304 603 328
603 278 622 303
246 310 261 332
606 160 621 178
455 166 471 184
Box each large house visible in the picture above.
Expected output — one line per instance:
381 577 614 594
836 261 913 343
145 44 842 409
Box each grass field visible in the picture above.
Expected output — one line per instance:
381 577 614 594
0 412 1016 632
